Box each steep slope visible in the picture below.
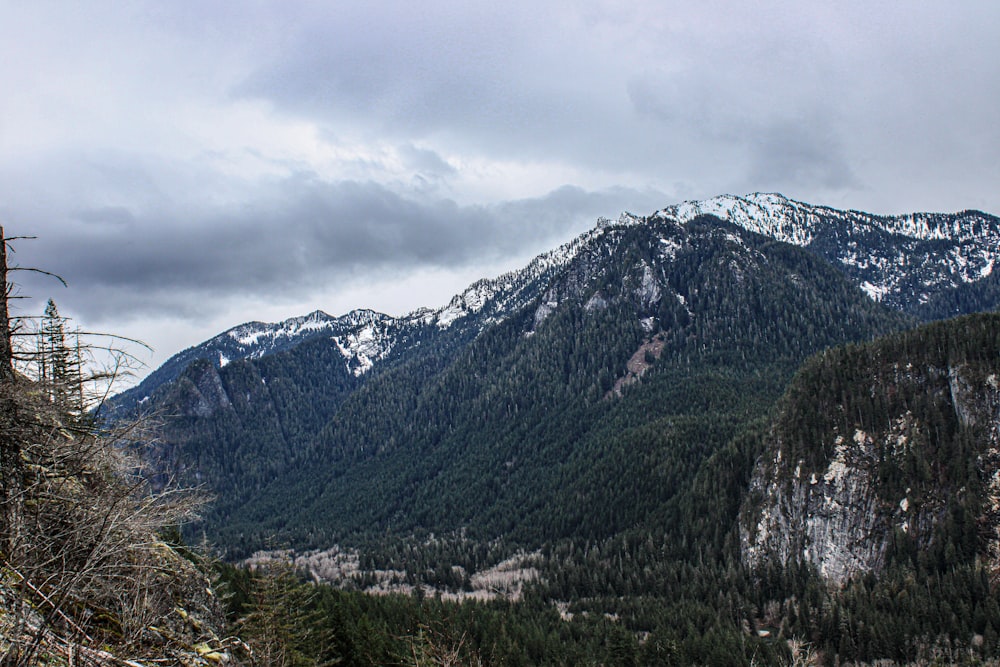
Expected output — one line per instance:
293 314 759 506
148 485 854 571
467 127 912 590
202 214 911 555
112 309 382 414
125 193 1000 561
741 313 1000 584
125 222 631 530
115 194 998 417
112 216 619 415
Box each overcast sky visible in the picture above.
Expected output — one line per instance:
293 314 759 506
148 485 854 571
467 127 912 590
2 1 999 374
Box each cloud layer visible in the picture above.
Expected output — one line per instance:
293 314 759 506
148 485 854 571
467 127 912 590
2 1 999 365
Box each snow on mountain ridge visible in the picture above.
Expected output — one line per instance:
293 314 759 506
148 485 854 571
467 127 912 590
119 193 1000 408
332 316 397 376
255 193 999 373
226 310 337 349
414 221 608 330
651 193 1000 306
210 308 402 378
655 192 998 246
203 222 606 375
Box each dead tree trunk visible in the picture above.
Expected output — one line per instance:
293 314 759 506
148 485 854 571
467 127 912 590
0 226 13 381
0 225 22 561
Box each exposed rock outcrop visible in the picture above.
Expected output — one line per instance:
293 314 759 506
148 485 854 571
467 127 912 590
740 315 1000 585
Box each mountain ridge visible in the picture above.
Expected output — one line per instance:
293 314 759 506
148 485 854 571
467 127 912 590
150 209 913 556
654 192 999 309
113 194 1000 415
105 194 1000 665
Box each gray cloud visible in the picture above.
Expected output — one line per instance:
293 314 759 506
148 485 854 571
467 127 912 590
230 3 644 168
746 120 856 191
3 1 1000 364
398 145 456 180
4 156 663 321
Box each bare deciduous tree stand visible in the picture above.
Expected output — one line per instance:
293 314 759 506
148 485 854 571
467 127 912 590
0 227 238 666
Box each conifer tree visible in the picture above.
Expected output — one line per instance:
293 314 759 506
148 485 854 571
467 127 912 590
38 297 82 411
0 229 220 665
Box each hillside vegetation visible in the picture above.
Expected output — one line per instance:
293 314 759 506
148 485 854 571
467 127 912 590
207 315 1000 666
0 233 237 665
150 216 912 559
54 196 1000 664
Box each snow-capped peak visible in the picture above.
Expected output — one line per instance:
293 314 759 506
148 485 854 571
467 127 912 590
656 193 816 245
117 192 1000 411
651 192 1000 309
225 310 337 349
655 192 998 247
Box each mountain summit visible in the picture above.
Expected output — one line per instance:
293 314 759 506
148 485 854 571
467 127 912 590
116 193 1000 414
654 192 999 310
112 192 1000 556
104 193 1000 665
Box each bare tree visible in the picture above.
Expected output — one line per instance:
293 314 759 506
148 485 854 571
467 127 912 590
0 227 232 665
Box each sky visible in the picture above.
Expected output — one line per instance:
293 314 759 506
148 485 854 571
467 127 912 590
2 1 999 376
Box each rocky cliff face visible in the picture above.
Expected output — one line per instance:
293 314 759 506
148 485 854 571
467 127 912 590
740 315 1000 585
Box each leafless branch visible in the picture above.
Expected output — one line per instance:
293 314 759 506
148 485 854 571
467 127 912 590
8 265 68 287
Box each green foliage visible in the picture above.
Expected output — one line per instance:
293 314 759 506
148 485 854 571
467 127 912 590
214 562 785 667
773 312 1000 520
181 217 910 555
741 313 1000 662
141 218 1000 664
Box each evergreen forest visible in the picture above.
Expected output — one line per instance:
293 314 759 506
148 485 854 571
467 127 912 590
6 211 1000 665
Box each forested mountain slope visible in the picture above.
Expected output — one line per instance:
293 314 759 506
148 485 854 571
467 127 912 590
112 213 630 413
116 194 1000 564
145 212 912 556
742 312 1000 584
115 193 1000 415
514 315 1000 665
101 195 1000 664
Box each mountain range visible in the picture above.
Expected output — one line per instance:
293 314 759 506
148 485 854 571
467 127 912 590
115 192 1000 411
112 191 998 559
106 191 1000 663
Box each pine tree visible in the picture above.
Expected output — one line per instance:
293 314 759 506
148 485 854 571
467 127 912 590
38 298 83 411
0 230 217 665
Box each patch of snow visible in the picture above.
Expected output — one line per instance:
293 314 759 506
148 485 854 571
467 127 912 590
722 231 745 246
332 320 394 377
658 237 682 261
655 193 817 246
584 293 608 312
434 303 466 328
433 281 495 328
616 212 643 227
533 300 557 328
860 281 887 302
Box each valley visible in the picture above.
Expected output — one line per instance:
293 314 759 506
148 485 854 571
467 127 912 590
103 193 1000 664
